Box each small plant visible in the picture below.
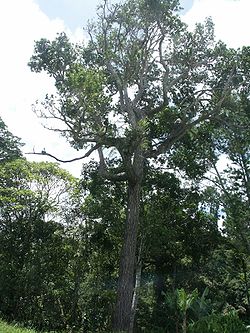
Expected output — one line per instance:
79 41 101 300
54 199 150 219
177 288 199 333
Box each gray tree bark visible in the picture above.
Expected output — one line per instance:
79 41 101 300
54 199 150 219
113 179 142 332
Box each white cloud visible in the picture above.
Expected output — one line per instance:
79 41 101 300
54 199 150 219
183 0 250 48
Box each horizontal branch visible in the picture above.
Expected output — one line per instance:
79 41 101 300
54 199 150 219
26 144 100 163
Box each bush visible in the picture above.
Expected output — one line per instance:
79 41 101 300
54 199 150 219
188 312 248 333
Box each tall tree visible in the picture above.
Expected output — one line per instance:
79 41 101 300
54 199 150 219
29 0 243 330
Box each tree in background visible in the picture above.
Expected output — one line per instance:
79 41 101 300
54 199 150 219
0 117 23 163
0 159 77 330
28 0 247 331
200 69 250 320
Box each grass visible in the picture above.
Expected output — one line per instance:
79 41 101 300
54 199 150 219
0 320 39 333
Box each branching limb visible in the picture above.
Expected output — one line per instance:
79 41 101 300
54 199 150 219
210 159 231 200
98 147 128 181
148 70 235 158
148 121 190 158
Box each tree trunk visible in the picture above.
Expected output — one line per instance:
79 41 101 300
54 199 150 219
182 312 187 333
129 258 142 333
242 258 250 316
113 180 141 332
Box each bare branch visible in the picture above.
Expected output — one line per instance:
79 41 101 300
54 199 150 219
26 144 100 163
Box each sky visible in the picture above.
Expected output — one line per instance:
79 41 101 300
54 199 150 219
35 0 194 31
0 0 249 177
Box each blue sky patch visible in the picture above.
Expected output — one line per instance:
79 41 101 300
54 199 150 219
35 0 194 31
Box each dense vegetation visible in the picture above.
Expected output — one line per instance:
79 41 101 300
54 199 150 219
0 0 249 332
0 320 39 333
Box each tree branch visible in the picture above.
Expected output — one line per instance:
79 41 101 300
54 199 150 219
97 147 128 181
26 144 100 163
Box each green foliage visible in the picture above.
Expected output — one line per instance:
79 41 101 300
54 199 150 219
0 159 78 331
0 319 39 333
28 32 76 82
199 246 249 318
191 287 212 319
177 288 198 313
0 117 23 163
188 312 248 333
0 159 75 217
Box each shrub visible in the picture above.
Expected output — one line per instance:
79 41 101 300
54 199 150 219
188 312 248 333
